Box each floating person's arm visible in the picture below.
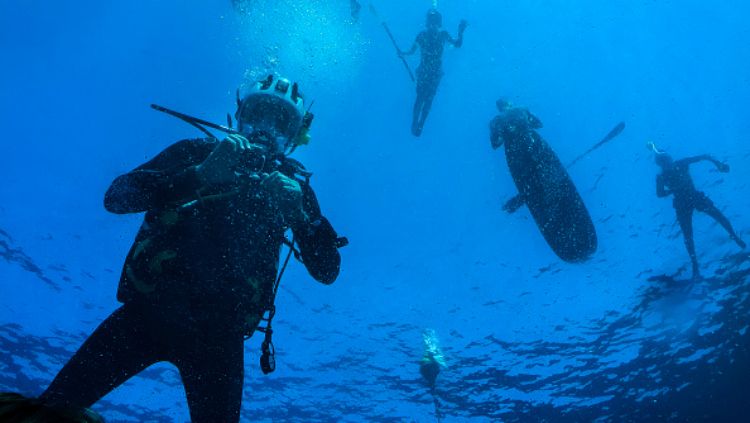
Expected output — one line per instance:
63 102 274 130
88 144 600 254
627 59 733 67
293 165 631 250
678 154 730 172
291 183 343 284
656 174 670 197
508 108 543 130
104 138 216 214
399 32 422 56
526 111 543 129
489 115 505 149
444 20 468 47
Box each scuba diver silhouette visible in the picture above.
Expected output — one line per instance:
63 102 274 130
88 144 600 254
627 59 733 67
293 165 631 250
399 9 467 137
651 143 746 278
2 75 346 423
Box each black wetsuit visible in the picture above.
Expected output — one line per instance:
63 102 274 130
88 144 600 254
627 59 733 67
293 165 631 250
657 156 744 276
409 28 463 136
40 138 342 423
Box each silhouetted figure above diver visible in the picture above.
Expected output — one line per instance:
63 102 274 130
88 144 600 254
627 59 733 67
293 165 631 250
650 143 745 279
399 9 467 137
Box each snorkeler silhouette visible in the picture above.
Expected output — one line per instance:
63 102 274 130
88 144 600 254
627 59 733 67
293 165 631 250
399 9 467 137
420 329 446 421
651 143 746 278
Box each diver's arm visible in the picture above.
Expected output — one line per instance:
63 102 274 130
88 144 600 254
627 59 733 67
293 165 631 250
292 184 342 285
678 154 709 166
656 174 670 197
104 139 215 214
681 154 730 172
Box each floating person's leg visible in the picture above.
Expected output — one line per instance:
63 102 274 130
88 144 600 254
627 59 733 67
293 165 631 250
415 73 442 137
676 205 700 278
40 304 161 409
411 68 432 137
695 193 746 249
416 91 436 136
412 94 425 136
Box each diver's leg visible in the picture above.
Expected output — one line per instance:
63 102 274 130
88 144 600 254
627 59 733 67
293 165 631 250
174 329 245 423
40 303 161 408
696 195 746 249
676 206 700 277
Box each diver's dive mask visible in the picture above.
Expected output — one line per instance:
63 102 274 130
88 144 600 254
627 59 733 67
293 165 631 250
237 125 287 156
237 100 297 152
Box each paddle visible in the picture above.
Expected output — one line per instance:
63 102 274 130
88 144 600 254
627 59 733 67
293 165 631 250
503 121 626 213
567 121 626 167
368 3 416 82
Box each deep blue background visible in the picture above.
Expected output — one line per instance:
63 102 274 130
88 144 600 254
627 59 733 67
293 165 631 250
1 0 749 421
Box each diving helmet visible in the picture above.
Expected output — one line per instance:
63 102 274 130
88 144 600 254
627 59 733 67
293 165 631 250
235 75 312 154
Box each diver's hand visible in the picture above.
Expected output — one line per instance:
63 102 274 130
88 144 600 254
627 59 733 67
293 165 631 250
261 171 306 226
195 134 251 185
717 162 730 173
458 20 468 33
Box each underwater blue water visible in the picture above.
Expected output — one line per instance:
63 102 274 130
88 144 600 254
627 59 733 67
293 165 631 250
1 0 750 421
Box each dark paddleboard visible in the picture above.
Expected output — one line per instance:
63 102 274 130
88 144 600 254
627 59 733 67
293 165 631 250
504 131 597 262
